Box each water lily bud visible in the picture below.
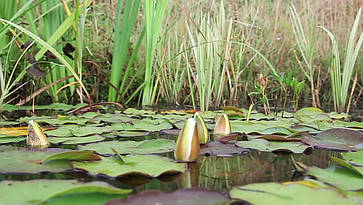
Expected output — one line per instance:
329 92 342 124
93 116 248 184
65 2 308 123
174 118 200 162
214 114 231 138
27 120 49 148
194 112 210 144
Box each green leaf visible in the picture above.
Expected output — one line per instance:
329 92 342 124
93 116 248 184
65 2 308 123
78 139 175 155
49 135 105 145
0 136 25 144
72 155 186 177
342 150 363 166
230 181 359 205
331 157 363 176
0 146 71 173
43 150 101 162
0 180 131 205
236 139 310 153
307 167 363 191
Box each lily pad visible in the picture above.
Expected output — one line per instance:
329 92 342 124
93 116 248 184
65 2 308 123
116 130 150 137
49 135 105 145
301 128 363 151
200 141 249 156
236 139 310 153
0 146 72 173
307 166 363 191
331 157 363 176
72 155 186 177
0 136 25 144
342 151 363 166
105 188 230 205
78 139 175 155
45 125 79 137
43 150 101 162
0 180 131 205
71 126 113 137
0 121 20 126
229 180 359 205
111 119 172 132
294 107 327 123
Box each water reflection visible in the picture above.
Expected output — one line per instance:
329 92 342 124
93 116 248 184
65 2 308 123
137 150 335 193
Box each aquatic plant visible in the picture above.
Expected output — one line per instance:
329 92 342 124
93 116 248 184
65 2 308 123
194 112 210 144
214 114 231 139
174 118 200 162
27 120 49 148
319 8 363 113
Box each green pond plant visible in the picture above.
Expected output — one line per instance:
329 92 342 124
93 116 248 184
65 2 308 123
319 8 363 113
174 118 200 162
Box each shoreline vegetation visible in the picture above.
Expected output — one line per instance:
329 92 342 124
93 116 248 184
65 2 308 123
0 0 362 114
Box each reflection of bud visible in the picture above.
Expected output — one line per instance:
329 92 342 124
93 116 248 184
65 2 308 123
27 120 49 148
174 118 200 162
194 112 210 144
214 114 231 140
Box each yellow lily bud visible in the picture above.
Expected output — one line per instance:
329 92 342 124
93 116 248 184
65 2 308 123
194 112 210 144
174 118 200 162
27 120 49 148
214 114 231 138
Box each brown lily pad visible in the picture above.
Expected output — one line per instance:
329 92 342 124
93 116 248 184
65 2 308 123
200 141 249 157
301 128 363 151
105 188 230 205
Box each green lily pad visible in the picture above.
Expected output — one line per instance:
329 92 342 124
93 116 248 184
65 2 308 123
0 121 20 126
111 119 172 132
45 125 79 137
71 126 113 137
294 107 327 123
43 150 101 162
343 151 363 166
301 128 363 151
307 166 363 191
93 113 134 124
116 130 150 137
0 136 25 144
49 135 105 145
46 193 128 205
2 103 87 112
105 188 230 205
236 139 310 153
331 157 363 176
78 139 175 155
229 180 359 205
0 146 72 173
123 108 156 116
231 121 294 135
0 180 131 205
19 115 89 125
72 155 186 177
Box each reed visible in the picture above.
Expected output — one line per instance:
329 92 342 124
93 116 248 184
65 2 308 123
107 0 142 102
319 8 363 113
142 0 169 106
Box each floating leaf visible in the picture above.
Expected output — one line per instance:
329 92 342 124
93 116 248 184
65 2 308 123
342 150 363 166
174 118 200 162
111 119 172 132
229 180 359 205
0 180 131 205
294 107 327 123
0 121 20 126
46 125 78 137
78 139 175 155
116 130 150 137
49 135 105 145
73 155 186 177
331 157 363 176
236 139 310 153
71 126 112 137
200 141 249 157
105 188 230 205
301 128 363 151
307 166 363 191
0 137 25 144
43 150 101 162
0 146 71 173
